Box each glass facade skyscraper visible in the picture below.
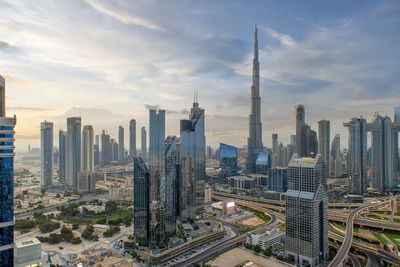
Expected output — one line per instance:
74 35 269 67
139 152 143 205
129 119 136 158
40 121 53 188
163 136 178 238
285 154 328 267
219 143 238 176
318 120 330 177
344 118 367 195
66 117 81 189
179 100 205 222
268 167 287 193
118 125 124 161
255 151 270 174
133 157 149 247
0 75 16 265
59 130 66 183
141 126 146 161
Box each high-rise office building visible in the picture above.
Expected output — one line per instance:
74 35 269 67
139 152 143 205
111 138 118 161
40 121 53 188
94 144 99 167
344 118 367 195
163 136 178 238
206 145 213 160
330 134 341 177
149 109 167 247
118 126 124 161
394 107 400 173
129 119 136 158
133 157 150 247
268 168 287 193
101 130 111 167
141 126 147 161
59 130 66 183
246 25 263 174
285 154 328 266
179 99 206 221
296 105 318 158
149 110 165 201
219 143 238 176
318 120 330 177
369 114 397 191
0 75 16 265
66 117 81 189
82 125 94 172
290 135 296 146
272 134 278 154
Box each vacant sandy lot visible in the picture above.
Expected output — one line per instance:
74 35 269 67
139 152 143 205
208 247 292 267
239 216 264 226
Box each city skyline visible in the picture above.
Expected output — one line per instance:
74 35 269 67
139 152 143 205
1 0 400 151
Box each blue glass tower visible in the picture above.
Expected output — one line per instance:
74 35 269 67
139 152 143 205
0 75 16 266
219 143 238 176
133 157 149 247
255 151 270 174
268 168 288 193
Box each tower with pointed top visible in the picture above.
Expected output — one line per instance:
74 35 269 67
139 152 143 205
246 25 263 173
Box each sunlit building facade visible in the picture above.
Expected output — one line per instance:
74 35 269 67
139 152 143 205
66 117 81 189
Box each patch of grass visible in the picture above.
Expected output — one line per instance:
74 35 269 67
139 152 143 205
238 227 256 234
372 232 388 245
367 215 388 221
393 218 400 224
337 224 346 230
384 231 400 249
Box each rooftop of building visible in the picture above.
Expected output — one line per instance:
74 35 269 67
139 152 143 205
15 238 41 249
228 175 256 181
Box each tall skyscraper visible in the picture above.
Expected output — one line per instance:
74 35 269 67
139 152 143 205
394 107 400 173
66 117 81 189
40 121 53 188
369 114 397 191
344 118 367 195
163 136 178 238
318 120 330 177
272 134 278 154
111 138 118 161
246 25 263 174
59 130 66 183
101 130 111 167
133 157 149 247
129 119 137 158
148 110 167 248
179 99 206 222
296 105 318 158
118 126 124 161
82 125 94 172
285 154 328 266
290 135 296 146
94 144 99 167
149 110 166 201
0 75 16 265
141 126 147 161
330 134 341 177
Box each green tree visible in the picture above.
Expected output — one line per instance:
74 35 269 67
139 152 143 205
254 244 261 253
263 247 272 257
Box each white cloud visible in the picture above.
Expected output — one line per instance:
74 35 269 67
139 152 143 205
83 0 166 32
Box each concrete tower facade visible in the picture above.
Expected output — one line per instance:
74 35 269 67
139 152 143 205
66 117 81 189
141 126 147 161
82 125 94 172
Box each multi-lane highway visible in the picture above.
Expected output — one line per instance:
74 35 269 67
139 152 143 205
212 192 400 266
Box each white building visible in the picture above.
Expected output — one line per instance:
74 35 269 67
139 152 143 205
14 238 42 267
246 227 284 250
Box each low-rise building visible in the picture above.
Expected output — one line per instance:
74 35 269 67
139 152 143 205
227 176 256 191
14 238 42 267
246 227 284 250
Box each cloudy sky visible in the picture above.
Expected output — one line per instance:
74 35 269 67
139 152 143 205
0 0 399 152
